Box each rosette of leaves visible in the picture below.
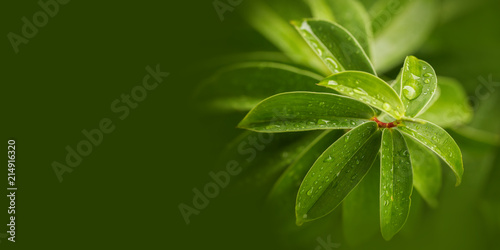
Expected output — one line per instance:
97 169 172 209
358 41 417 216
196 0 472 241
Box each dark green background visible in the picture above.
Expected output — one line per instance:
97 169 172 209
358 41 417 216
1 0 499 249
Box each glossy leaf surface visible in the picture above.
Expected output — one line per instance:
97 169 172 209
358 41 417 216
319 71 405 119
238 92 375 132
397 119 463 186
380 129 413 240
296 122 381 224
292 19 376 75
393 56 438 117
306 0 373 57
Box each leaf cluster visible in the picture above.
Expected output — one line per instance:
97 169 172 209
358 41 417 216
197 0 471 241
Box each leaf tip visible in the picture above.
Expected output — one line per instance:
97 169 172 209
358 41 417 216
236 120 247 130
454 166 463 187
295 213 307 226
295 204 308 226
381 233 394 241
381 226 400 241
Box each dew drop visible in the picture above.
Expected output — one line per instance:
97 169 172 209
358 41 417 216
318 119 330 126
324 155 334 163
383 103 392 111
265 125 280 130
307 187 314 196
328 80 338 86
402 79 422 100
403 86 417 100
324 58 339 71
354 88 367 95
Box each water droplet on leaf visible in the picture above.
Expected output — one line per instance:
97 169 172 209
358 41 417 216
403 79 423 100
354 88 367 95
324 155 334 163
328 80 338 86
307 187 314 196
383 103 392 111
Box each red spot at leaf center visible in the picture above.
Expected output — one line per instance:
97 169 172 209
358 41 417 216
372 117 400 128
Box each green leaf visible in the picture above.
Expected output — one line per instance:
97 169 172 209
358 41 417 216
397 119 464 186
418 77 473 128
404 134 441 207
296 122 381 224
305 0 373 57
318 71 405 119
291 19 376 75
243 1 329 75
392 56 438 117
342 157 380 246
372 0 439 73
195 62 328 112
268 130 344 207
238 92 375 132
380 129 413 240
